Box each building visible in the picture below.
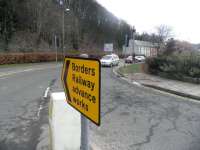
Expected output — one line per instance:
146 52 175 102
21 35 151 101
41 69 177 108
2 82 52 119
134 40 158 57
123 40 158 57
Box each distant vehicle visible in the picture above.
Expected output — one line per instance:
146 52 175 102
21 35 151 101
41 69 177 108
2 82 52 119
79 53 89 58
125 55 133 63
100 54 119 67
135 56 145 62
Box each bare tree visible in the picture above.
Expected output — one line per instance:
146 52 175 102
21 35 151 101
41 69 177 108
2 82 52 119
156 25 173 53
156 24 172 42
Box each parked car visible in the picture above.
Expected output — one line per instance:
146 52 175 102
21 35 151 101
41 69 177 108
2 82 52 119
135 55 145 62
125 55 133 63
79 53 89 58
100 54 119 67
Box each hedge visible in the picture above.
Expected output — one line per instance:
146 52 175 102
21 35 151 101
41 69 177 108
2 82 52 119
0 51 123 65
0 52 63 65
146 52 200 84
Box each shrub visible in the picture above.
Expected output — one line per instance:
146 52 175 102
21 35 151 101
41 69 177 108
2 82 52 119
146 52 200 83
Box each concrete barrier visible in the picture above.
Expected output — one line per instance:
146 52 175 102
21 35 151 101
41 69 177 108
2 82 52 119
49 92 81 150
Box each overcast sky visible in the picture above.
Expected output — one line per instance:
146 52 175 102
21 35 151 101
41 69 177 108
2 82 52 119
96 0 200 44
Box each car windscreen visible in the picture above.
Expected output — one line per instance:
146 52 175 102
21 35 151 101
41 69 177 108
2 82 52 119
127 56 132 59
102 56 112 60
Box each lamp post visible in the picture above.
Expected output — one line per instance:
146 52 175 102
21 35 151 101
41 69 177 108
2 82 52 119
62 8 70 56
132 26 136 56
55 35 58 62
60 0 70 56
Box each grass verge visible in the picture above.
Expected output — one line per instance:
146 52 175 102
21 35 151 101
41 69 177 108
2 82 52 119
118 63 142 75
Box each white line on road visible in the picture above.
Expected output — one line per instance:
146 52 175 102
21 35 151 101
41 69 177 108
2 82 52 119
37 105 43 118
43 87 50 98
0 65 61 79
132 81 142 86
23 68 34 72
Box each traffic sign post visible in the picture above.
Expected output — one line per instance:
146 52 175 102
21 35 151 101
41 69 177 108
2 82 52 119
61 57 101 150
81 115 89 150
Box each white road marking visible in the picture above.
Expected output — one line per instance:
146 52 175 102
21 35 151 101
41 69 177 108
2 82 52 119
37 105 43 118
23 68 34 72
0 71 20 77
43 87 50 98
0 65 61 79
132 81 142 86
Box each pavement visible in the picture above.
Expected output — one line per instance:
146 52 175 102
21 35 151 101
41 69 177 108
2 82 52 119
114 63 200 101
128 73 200 100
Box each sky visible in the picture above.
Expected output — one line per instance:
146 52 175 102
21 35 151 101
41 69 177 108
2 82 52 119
96 0 200 44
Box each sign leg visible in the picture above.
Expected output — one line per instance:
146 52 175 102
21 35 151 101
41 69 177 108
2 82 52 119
80 115 89 150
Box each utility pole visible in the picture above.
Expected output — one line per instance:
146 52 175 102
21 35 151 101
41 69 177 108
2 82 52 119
62 8 65 56
59 0 70 57
125 34 129 56
55 35 58 62
132 26 136 56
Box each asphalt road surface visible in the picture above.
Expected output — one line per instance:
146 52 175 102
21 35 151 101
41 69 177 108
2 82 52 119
0 63 62 150
1 63 200 150
90 67 200 150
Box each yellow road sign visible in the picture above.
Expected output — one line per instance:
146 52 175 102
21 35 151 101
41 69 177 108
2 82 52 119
61 57 101 126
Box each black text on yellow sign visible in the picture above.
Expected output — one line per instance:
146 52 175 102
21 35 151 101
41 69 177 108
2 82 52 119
61 57 101 126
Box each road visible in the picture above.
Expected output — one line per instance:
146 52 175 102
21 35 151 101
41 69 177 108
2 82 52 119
0 63 62 150
1 63 200 150
90 67 200 150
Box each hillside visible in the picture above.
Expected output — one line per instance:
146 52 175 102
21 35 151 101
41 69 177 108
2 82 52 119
0 0 131 53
